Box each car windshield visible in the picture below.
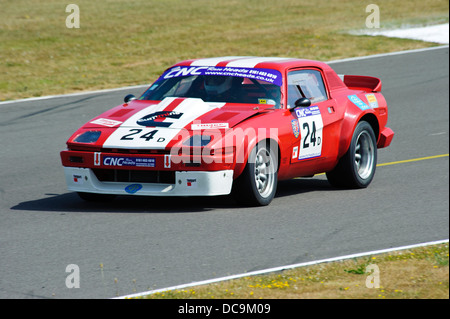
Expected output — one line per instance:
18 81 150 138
140 66 283 107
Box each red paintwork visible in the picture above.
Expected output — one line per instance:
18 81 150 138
61 57 393 182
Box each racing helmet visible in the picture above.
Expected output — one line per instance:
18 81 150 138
204 76 233 95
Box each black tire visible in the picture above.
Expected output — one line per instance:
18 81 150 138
232 140 278 206
326 121 377 188
77 192 116 202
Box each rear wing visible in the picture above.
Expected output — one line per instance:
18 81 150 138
338 75 382 92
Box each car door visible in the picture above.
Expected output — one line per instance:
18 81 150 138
287 68 340 175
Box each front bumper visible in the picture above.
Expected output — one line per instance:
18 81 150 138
64 167 234 196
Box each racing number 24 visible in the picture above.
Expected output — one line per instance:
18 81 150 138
302 121 320 148
120 129 158 141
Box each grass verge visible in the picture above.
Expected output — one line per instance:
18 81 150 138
1 0 448 100
133 243 448 299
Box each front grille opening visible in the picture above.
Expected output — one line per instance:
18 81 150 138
93 169 175 184
69 156 84 163
100 148 171 155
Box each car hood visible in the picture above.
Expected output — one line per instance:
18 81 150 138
85 97 270 129
79 97 272 149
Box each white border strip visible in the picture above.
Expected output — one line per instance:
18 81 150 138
114 239 449 299
327 44 448 64
0 45 447 106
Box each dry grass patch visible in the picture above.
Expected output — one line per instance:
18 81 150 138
138 243 448 299
1 0 448 100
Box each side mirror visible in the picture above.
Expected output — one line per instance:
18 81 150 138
124 94 136 103
295 97 311 108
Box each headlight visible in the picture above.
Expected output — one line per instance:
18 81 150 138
183 135 211 147
74 131 101 143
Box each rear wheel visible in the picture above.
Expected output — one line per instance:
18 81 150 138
326 121 377 188
232 141 278 206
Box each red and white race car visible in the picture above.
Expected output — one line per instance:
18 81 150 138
60 56 394 206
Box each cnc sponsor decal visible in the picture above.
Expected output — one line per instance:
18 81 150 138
348 94 370 110
295 106 323 160
291 119 300 138
295 106 321 118
160 65 282 86
137 111 183 127
90 118 123 127
125 184 142 194
103 156 156 167
365 94 378 108
191 123 229 130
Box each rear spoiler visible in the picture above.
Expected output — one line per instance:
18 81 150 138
338 75 382 92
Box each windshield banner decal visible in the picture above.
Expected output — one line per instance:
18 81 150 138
159 66 282 86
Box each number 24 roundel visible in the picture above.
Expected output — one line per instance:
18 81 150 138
295 106 323 160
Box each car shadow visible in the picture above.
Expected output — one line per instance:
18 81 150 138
275 177 333 198
10 178 334 213
10 192 233 214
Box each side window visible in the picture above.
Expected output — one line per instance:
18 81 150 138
287 69 328 107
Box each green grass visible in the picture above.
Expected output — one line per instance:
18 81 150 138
0 0 448 100
132 243 449 299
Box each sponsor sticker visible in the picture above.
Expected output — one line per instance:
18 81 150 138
159 66 282 86
103 156 156 167
186 178 197 188
365 94 378 108
191 123 229 130
125 184 142 194
164 154 171 168
94 152 101 166
292 146 298 159
291 119 300 138
348 95 370 110
90 118 123 127
73 174 84 184
295 105 323 160
295 106 321 118
137 111 183 128
258 98 276 105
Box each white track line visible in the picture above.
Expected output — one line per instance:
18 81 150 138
0 45 448 106
114 239 449 299
0 84 150 106
326 44 448 64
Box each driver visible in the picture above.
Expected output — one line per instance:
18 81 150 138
204 76 239 102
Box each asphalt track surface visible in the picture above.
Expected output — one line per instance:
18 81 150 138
0 47 448 299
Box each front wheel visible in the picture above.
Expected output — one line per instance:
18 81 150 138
232 141 278 206
326 121 377 188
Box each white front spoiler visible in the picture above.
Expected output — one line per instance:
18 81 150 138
64 167 234 196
